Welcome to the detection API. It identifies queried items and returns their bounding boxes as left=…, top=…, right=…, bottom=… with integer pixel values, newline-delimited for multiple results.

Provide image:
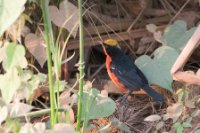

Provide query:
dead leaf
left=45, top=123, right=75, bottom=133
left=20, top=123, right=46, bottom=133
left=7, top=102, right=33, bottom=117
left=49, top=0, right=79, bottom=37
left=60, top=105, right=75, bottom=124
left=100, top=90, right=108, bottom=97
left=196, top=69, right=200, bottom=77
left=146, top=24, right=157, bottom=33
left=153, top=31, right=162, bottom=43
left=25, top=33, right=46, bottom=68
left=163, top=103, right=183, bottom=123
left=0, top=106, right=8, bottom=125
left=144, top=114, right=161, bottom=122
left=59, top=90, right=75, bottom=123
left=185, top=100, right=195, bottom=108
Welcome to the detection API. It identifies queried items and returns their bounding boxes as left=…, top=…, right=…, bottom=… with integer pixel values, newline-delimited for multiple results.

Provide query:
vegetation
left=0, top=0, right=199, bottom=133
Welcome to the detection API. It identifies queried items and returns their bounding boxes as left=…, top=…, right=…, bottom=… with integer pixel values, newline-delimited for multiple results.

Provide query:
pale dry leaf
left=146, top=24, right=157, bottom=33
left=156, top=121, right=164, bottom=130
left=45, top=123, right=75, bottom=133
left=84, top=80, right=93, bottom=89
left=21, top=26, right=31, bottom=37
left=185, top=100, right=195, bottom=108
left=7, top=102, right=33, bottom=117
left=33, top=122, right=46, bottom=133
left=104, top=80, right=122, bottom=94
left=144, top=114, right=161, bottom=122
left=163, top=103, right=183, bottom=123
left=0, top=106, right=8, bottom=125
left=196, top=69, right=200, bottom=77
left=60, top=90, right=72, bottom=106
left=154, top=31, right=162, bottom=43
left=0, top=44, right=6, bottom=62
left=49, top=0, right=79, bottom=37
left=25, top=33, right=46, bottom=68
left=60, top=105, right=75, bottom=124
left=137, top=37, right=154, bottom=54
left=100, top=89, right=108, bottom=97
left=20, top=123, right=45, bottom=133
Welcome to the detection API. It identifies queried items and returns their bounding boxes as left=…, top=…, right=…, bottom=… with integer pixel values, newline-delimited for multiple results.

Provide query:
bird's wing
left=110, top=56, right=147, bottom=91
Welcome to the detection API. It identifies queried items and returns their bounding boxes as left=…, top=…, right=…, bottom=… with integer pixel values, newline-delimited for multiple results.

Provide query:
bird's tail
left=142, top=85, right=164, bottom=104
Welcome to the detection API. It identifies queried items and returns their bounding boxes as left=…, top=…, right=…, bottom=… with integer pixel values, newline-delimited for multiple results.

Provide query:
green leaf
left=0, top=68, right=21, bottom=103
left=194, top=129, right=200, bottom=133
left=2, top=43, right=27, bottom=71
left=54, top=80, right=66, bottom=93
left=135, top=46, right=179, bottom=91
left=0, top=0, right=27, bottom=36
left=173, top=122, right=183, bottom=133
left=182, top=117, right=192, bottom=128
left=162, top=20, right=196, bottom=52
left=81, top=89, right=116, bottom=120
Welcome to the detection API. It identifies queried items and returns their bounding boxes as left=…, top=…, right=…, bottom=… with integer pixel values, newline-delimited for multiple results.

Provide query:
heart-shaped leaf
left=7, top=102, right=33, bottom=117
left=25, top=33, right=46, bottom=68
left=0, top=68, right=21, bottom=104
left=161, top=20, right=196, bottom=52
left=2, top=43, right=27, bottom=71
left=81, top=89, right=116, bottom=120
left=0, top=0, right=27, bottom=36
left=135, top=46, right=179, bottom=91
left=49, top=0, right=79, bottom=37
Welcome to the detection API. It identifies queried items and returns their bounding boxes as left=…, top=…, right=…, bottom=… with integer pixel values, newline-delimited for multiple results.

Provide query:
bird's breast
left=106, top=55, right=127, bottom=93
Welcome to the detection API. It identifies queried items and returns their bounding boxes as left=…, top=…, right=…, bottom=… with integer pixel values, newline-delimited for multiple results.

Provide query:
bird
left=100, top=39, right=164, bottom=103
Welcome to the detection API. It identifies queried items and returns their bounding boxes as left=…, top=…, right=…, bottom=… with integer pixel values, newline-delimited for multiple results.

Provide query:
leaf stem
left=40, top=0, right=56, bottom=128
left=76, top=0, right=85, bottom=131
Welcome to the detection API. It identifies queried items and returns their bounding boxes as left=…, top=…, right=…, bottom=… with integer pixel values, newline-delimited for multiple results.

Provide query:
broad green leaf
left=135, top=46, right=179, bottom=91
left=2, top=43, right=27, bottom=71
left=173, top=122, right=183, bottom=133
left=0, top=68, right=21, bottom=103
left=162, top=20, right=196, bottom=52
left=20, top=73, right=46, bottom=100
left=182, top=117, right=192, bottom=128
left=81, top=89, right=116, bottom=120
left=54, top=80, right=66, bottom=93
left=195, top=129, right=200, bottom=133
left=0, top=0, right=27, bottom=36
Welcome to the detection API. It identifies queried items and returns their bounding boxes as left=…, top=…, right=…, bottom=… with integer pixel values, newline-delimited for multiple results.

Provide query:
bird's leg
left=116, top=90, right=132, bottom=104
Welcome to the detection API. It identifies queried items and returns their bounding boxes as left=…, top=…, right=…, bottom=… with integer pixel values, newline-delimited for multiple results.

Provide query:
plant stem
left=76, top=0, right=85, bottom=132
left=40, top=0, right=56, bottom=128
left=13, top=108, right=67, bottom=119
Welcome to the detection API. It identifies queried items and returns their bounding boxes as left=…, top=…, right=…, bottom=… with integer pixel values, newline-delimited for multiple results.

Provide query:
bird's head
left=100, top=39, right=121, bottom=56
